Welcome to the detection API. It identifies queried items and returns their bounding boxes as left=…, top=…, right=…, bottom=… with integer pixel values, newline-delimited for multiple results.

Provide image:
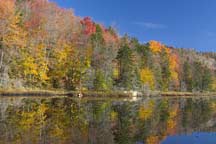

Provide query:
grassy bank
left=160, top=91, right=216, bottom=97
left=0, top=89, right=134, bottom=97
left=0, top=89, right=63, bottom=96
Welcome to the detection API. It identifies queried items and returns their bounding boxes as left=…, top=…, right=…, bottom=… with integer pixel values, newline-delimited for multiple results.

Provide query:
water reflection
left=0, top=96, right=216, bottom=144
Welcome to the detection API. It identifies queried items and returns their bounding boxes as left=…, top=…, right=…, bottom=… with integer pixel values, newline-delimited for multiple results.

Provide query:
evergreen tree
left=116, top=43, right=139, bottom=90
left=160, top=49, right=171, bottom=91
left=183, top=61, right=193, bottom=91
left=201, top=67, right=212, bottom=91
left=192, top=62, right=203, bottom=91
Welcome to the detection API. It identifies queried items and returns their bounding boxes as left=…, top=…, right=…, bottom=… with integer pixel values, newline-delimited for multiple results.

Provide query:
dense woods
left=0, top=0, right=215, bottom=92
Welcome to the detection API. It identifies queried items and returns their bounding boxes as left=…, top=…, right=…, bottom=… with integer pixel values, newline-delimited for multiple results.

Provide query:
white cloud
left=133, top=22, right=167, bottom=29
left=206, top=31, right=216, bottom=37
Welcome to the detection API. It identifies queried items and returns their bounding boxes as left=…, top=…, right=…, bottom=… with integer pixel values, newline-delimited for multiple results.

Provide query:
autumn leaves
left=0, top=0, right=214, bottom=92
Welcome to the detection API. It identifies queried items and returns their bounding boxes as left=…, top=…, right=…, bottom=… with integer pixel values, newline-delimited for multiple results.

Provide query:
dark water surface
left=0, top=96, right=216, bottom=144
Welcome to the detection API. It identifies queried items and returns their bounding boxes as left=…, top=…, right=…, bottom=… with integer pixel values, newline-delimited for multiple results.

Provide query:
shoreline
left=0, top=90, right=215, bottom=97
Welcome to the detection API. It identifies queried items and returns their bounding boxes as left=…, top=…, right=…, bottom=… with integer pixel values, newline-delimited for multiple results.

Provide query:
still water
left=0, top=96, right=216, bottom=144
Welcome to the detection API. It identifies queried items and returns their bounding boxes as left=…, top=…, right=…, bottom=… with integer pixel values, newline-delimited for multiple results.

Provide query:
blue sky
left=51, top=0, right=216, bottom=52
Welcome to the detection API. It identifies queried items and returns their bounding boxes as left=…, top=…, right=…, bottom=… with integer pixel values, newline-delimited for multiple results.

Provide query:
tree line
left=0, top=0, right=215, bottom=92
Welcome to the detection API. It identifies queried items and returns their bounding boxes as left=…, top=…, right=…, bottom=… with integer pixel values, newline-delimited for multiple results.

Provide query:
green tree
left=182, top=61, right=193, bottom=91
left=160, top=49, right=171, bottom=91
left=116, top=42, right=139, bottom=90
left=201, top=67, right=212, bottom=91
left=93, top=70, right=111, bottom=91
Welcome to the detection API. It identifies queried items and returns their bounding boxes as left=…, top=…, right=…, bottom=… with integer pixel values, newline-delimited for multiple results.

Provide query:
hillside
left=0, top=0, right=215, bottom=92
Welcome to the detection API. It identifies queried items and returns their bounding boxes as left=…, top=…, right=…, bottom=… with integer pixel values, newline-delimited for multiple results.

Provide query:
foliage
left=116, top=42, right=140, bottom=90
left=140, top=68, right=155, bottom=90
left=0, top=0, right=214, bottom=92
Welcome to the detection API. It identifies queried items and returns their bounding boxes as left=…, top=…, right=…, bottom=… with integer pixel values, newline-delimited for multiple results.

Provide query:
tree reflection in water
left=0, top=97, right=215, bottom=144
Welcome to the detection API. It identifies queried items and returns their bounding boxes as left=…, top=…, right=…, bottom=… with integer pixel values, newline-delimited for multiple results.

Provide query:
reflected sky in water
left=162, top=132, right=216, bottom=144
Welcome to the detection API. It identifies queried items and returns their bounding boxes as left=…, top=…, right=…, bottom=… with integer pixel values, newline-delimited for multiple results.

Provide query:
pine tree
left=183, top=61, right=193, bottom=91
left=116, top=43, right=139, bottom=90
left=160, top=49, right=171, bottom=91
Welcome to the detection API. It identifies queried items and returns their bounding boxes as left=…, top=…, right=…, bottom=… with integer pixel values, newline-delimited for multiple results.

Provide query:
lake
left=0, top=96, right=216, bottom=144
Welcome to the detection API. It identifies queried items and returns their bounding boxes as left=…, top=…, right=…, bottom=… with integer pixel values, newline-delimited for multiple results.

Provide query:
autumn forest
left=0, top=0, right=216, bottom=92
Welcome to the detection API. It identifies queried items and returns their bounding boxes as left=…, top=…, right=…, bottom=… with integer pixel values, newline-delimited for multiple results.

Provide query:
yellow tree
left=139, top=100, right=155, bottom=120
left=0, top=0, right=27, bottom=67
left=0, top=0, right=28, bottom=88
left=146, top=136, right=160, bottom=144
left=166, top=104, right=179, bottom=135
left=168, top=53, right=180, bottom=89
left=0, top=0, right=27, bottom=48
left=140, top=68, right=155, bottom=90
left=19, top=43, right=49, bottom=87
left=48, top=41, right=74, bottom=88
left=211, top=77, right=216, bottom=91
left=149, top=40, right=163, bottom=53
